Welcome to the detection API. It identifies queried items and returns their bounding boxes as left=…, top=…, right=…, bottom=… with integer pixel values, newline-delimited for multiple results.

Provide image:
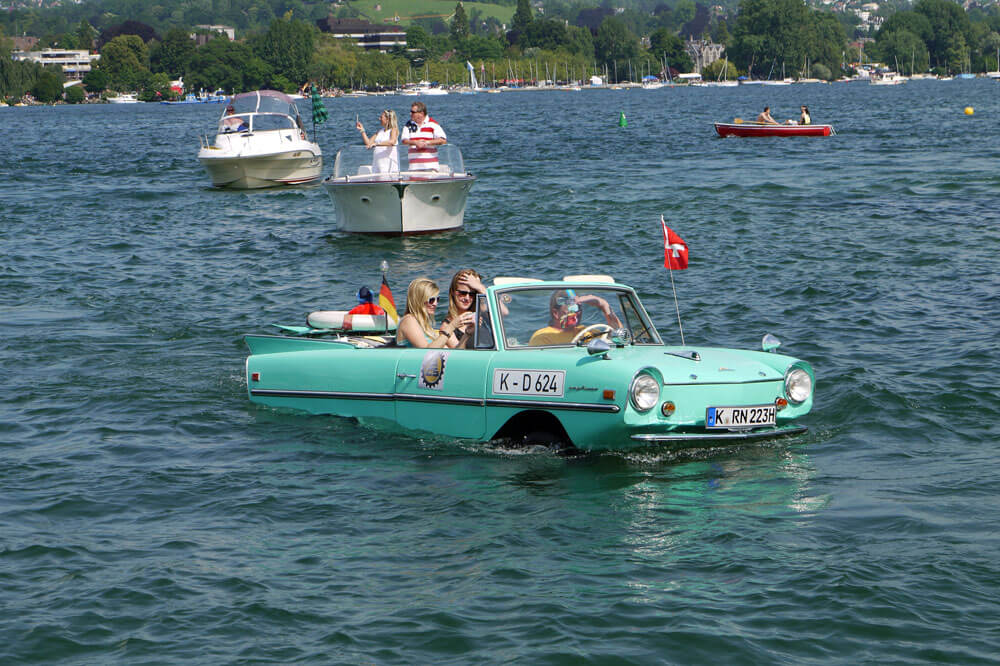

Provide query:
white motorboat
left=323, top=144, right=475, bottom=234
left=107, top=93, right=140, bottom=103
left=197, top=90, right=322, bottom=189
left=870, top=72, right=908, bottom=85
left=406, top=81, right=449, bottom=96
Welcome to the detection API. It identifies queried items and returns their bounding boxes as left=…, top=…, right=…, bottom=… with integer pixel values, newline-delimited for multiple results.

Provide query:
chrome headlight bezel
left=629, top=371, right=660, bottom=412
left=784, top=367, right=813, bottom=404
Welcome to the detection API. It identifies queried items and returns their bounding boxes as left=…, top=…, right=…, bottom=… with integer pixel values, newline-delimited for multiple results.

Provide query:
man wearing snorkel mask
left=529, top=289, right=623, bottom=346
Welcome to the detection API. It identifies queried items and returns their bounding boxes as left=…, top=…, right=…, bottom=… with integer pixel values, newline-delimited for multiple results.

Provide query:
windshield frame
left=491, top=283, right=663, bottom=350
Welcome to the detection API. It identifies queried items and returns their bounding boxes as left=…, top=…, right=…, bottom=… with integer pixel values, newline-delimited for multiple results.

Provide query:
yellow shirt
left=529, top=325, right=584, bottom=346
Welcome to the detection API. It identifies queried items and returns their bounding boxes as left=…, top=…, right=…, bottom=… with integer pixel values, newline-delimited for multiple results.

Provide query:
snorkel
left=557, top=290, right=579, bottom=329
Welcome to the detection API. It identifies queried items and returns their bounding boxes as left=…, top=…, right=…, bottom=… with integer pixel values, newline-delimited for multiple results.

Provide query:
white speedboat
left=406, top=81, right=449, bottom=96
left=197, top=90, right=322, bottom=189
left=108, top=93, right=140, bottom=103
left=323, top=144, right=475, bottom=234
left=870, top=72, right=908, bottom=85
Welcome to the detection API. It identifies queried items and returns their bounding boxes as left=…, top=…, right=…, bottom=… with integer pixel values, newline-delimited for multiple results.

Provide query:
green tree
left=65, top=84, right=85, bottom=103
left=594, top=17, right=640, bottom=80
left=100, top=34, right=150, bottom=91
left=521, top=19, right=568, bottom=51
left=649, top=28, right=694, bottom=73
left=451, top=3, right=470, bottom=41
left=564, top=26, right=594, bottom=58
left=874, top=29, right=930, bottom=74
left=150, top=27, right=196, bottom=78
left=82, top=67, right=109, bottom=92
left=702, top=58, right=739, bottom=80
left=914, top=0, right=972, bottom=69
left=253, top=15, right=316, bottom=88
left=730, top=0, right=815, bottom=78
left=76, top=20, right=96, bottom=51
left=877, top=11, right=933, bottom=45
left=809, top=11, right=847, bottom=77
left=673, top=0, right=696, bottom=32
left=512, top=0, right=533, bottom=33
left=185, top=38, right=260, bottom=93
left=31, top=68, right=64, bottom=102
left=711, top=19, right=732, bottom=46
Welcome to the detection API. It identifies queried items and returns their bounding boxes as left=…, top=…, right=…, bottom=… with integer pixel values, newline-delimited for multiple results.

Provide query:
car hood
left=601, top=344, right=797, bottom=384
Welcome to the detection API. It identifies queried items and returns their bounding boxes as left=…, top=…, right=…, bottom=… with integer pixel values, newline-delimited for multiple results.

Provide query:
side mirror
left=611, top=328, right=632, bottom=347
left=587, top=338, right=612, bottom=357
left=762, top=333, right=782, bottom=352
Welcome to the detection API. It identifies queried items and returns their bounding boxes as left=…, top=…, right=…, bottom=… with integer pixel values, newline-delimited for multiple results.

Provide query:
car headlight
left=784, top=367, right=813, bottom=404
left=629, top=372, right=660, bottom=412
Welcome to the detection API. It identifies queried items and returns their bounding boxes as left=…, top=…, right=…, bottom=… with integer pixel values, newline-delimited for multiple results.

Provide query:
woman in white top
left=356, top=110, right=399, bottom=173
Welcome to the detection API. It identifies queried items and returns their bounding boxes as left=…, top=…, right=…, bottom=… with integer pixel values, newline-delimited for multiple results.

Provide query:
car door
left=393, top=347, right=492, bottom=439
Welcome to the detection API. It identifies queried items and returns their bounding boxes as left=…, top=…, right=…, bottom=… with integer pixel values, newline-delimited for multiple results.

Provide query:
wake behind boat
left=197, top=90, right=322, bottom=189
left=715, top=121, right=833, bottom=137
left=323, top=144, right=474, bottom=234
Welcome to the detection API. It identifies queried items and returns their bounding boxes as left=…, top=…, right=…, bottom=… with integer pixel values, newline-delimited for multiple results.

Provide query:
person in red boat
left=757, top=106, right=779, bottom=125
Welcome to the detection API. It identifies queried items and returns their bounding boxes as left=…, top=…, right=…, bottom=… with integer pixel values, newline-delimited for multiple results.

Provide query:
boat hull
left=323, top=175, right=475, bottom=234
left=715, top=123, right=832, bottom=137
left=198, top=150, right=322, bottom=189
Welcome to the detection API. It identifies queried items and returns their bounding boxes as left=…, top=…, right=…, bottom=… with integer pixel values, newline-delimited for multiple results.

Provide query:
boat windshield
left=332, top=144, right=467, bottom=180
left=228, top=90, right=300, bottom=119
left=494, top=286, right=661, bottom=349
left=220, top=90, right=303, bottom=134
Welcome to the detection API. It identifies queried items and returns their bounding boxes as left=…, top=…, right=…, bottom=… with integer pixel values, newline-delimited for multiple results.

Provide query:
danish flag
left=661, top=215, right=689, bottom=270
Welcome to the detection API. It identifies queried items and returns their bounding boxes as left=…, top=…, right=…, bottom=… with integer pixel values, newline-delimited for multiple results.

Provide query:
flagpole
left=662, top=215, right=685, bottom=346
left=667, top=258, right=684, bottom=346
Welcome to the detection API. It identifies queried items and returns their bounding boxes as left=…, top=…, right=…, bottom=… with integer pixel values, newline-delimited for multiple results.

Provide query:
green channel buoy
left=618, top=111, right=627, bottom=128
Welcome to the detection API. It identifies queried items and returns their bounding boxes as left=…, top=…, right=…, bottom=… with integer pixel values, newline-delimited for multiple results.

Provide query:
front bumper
left=630, top=423, right=807, bottom=443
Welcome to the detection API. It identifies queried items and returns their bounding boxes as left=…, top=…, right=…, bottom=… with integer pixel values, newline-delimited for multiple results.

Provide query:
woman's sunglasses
left=426, top=296, right=439, bottom=305
left=454, top=290, right=474, bottom=297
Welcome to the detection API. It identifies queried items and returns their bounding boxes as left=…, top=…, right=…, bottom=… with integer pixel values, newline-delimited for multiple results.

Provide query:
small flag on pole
left=379, top=274, right=399, bottom=325
left=661, top=216, right=688, bottom=270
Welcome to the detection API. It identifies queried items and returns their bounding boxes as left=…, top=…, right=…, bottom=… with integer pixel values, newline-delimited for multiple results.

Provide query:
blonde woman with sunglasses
left=356, top=109, right=399, bottom=173
left=396, top=278, right=455, bottom=348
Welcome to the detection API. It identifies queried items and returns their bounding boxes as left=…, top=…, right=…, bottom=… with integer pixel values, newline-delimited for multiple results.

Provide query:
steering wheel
left=571, top=323, right=612, bottom=345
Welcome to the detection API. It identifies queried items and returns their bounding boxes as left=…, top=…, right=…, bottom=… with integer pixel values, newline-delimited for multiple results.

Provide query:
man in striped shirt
left=401, top=102, right=447, bottom=171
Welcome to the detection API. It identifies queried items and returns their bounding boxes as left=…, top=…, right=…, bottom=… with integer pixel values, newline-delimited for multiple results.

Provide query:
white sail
left=466, top=61, right=480, bottom=90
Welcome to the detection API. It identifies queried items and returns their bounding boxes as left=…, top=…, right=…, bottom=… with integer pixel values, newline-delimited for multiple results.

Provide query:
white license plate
left=706, top=404, right=776, bottom=429
left=492, top=369, right=565, bottom=397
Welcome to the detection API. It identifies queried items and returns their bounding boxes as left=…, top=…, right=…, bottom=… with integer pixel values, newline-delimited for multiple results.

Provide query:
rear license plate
left=706, top=404, right=776, bottom=429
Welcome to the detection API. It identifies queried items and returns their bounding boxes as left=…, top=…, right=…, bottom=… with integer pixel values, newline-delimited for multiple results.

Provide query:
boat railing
left=332, top=144, right=467, bottom=181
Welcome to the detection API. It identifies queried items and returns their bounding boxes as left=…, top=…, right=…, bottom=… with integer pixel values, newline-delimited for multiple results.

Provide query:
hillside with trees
left=3, top=0, right=1000, bottom=102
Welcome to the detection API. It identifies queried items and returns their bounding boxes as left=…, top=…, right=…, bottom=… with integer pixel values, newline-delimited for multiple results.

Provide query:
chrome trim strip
left=394, top=393, right=485, bottom=406
left=486, top=398, right=620, bottom=413
left=251, top=389, right=390, bottom=401
left=630, top=425, right=807, bottom=442
left=664, top=378, right=781, bottom=386
left=251, top=390, right=619, bottom=412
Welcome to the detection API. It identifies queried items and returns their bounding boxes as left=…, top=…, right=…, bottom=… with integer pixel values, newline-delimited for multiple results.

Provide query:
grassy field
left=348, top=0, right=516, bottom=28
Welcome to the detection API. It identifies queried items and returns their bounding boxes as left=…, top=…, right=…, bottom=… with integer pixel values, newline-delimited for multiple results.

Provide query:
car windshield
left=496, top=286, right=661, bottom=348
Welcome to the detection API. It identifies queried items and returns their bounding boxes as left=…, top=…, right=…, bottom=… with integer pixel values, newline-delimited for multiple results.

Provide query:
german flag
left=379, top=275, right=398, bottom=325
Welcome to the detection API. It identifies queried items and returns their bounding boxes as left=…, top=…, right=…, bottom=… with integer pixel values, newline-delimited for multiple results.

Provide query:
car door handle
left=396, top=373, right=416, bottom=379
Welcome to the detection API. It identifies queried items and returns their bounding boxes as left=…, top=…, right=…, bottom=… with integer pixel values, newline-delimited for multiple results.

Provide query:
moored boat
left=323, top=144, right=474, bottom=234
left=714, top=122, right=833, bottom=137
left=107, top=93, right=140, bottom=103
left=197, top=90, right=322, bottom=189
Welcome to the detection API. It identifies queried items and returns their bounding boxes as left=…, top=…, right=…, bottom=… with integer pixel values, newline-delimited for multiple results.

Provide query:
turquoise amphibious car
left=244, top=276, right=815, bottom=450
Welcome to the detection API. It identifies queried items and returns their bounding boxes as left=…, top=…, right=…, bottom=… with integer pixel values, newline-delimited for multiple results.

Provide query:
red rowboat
left=714, top=122, right=833, bottom=137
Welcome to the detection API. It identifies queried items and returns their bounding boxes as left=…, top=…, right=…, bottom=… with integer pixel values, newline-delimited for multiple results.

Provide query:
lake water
left=2, top=81, right=999, bottom=663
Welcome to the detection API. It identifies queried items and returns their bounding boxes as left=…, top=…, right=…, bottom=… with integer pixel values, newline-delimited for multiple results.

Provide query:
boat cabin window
left=496, top=286, right=661, bottom=348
